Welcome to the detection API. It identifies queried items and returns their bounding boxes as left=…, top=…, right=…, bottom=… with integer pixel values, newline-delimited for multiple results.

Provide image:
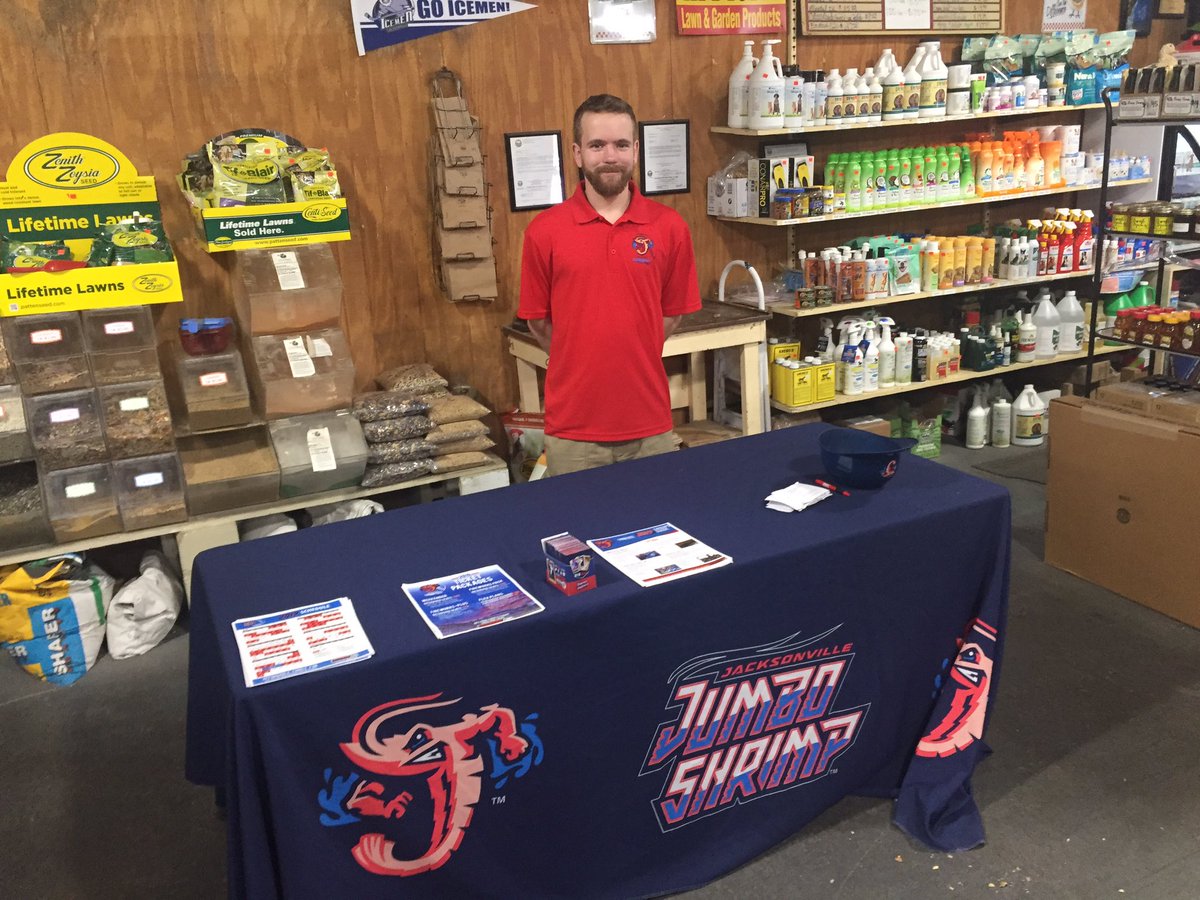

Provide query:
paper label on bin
left=30, top=329, right=63, bottom=345
left=271, top=251, right=306, bottom=290
left=119, top=396, right=150, bottom=411
left=134, top=472, right=165, bottom=488
left=65, top=482, right=96, bottom=499
left=305, top=336, right=332, bottom=358
left=284, top=337, right=316, bottom=378
left=306, top=427, right=337, bottom=472
left=103, top=320, right=135, bottom=335
left=49, top=407, right=80, bottom=423
left=199, top=371, right=228, bottom=387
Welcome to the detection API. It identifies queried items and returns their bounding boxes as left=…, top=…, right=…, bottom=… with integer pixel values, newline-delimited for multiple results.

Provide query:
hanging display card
left=350, top=0, right=538, bottom=55
left=801, top=0, right=1001, bottom=34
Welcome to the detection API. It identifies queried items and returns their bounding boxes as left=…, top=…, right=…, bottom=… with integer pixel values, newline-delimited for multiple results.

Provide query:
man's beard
left=583, top=164, right=632, bottom=199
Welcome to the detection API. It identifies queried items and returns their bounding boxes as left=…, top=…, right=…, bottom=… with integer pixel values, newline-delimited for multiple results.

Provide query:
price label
left=306, top=426, right=337, bottom=472
left=119, top=396, right=151, bottom=412
left=285, top=337, right=316, bottom=378
left=134, top=472, right=165, bottom=488
left=104, top=320, right=135, bottom=335
left=30, top=328, right=63, bottom=345
left=65, top=482, right=96, bottom=499
left=199, top=372, right=228, bottom=387
left=271, top=251, right=307, bottom=290
left=49, top=407, right=80, bottom=423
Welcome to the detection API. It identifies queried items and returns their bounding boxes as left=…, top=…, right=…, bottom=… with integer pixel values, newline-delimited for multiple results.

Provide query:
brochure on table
left=231, top=597, right=374, bottom=688
left=587, top=522, right=732, bottom=587
left=0, top=132, right=185, bottom=315
left=402, top=565, right=545, bottom=639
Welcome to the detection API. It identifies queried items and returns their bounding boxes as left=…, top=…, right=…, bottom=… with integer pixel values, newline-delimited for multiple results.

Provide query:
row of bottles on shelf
left=1110, top=306, right=1200, bottom=353
left=965, top=384, right=1048, bottom=450
left=772, top=288, right=1087, bottom=404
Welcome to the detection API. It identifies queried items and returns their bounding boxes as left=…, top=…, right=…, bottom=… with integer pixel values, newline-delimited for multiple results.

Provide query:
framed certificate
left=638, top=119, right=690, bottom=196
left=504, top=131, right=566, bottom=211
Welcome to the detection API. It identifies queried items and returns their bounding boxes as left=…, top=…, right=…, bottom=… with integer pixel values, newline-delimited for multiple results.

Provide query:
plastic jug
left=919, top=42, right=948, bottom=117
left=1033, top=292, right=1062, bottom=358
left=903, top=47, right=925, bottom=119
left=1129, top=279, right=1156, bottom=306
left=748, top=40, right=785, bottom=130
left=826, top=68, right=845, bottom=125
left=1057, top=289, right=1085, bottom=352
left=784, top=66, right=805, bottom=128
left=727, top=41, right=758, bottom=128
left=875, top=48, right=898, bottom=77
left=1012, top=384, right=1046, bottom=446
left=883, top=63, right=907, bottom=120
left=966, top=392, right=988, bottom=449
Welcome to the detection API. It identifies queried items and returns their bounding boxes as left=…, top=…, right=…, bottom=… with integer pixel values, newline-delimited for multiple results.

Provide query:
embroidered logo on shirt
left=631, top=235, right=654, bottom=265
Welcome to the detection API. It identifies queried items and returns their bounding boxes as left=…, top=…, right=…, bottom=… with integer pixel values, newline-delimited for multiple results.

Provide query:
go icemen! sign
left=350, top=0, right=537, bottom=55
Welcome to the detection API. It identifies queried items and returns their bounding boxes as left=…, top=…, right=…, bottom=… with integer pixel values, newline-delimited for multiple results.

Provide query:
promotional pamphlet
left=587, top=522, right=732, bottom=587
left=231, top=597, right=374, bottom=688
left=402, top=564, right=544, bottom=639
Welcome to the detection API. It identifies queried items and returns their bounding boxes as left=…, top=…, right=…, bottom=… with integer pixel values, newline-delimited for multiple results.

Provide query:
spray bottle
left=748, top=40, right=785, bottom=130
left=727, top=41, right=758, bottom=128
left=817, top=317, right=836, bottom=362
left=895, top=331, right=914, bottom=384
left=966, top=389, right=988, bottom=449
left=863, top=321, right=880, bottom=392
left=878, top=317, right=897, bottom=387
left=841, top=323, right=865, bottom=395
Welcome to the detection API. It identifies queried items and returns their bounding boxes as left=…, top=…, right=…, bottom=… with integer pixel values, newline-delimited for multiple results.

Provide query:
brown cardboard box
left=1093, top=381, right=1168, bottom=416
left=1045, top=396, right=1200, bottom=629
left=1150, top=391, right=1200, bottom=428
left=837, top=415, right=892, bottom=436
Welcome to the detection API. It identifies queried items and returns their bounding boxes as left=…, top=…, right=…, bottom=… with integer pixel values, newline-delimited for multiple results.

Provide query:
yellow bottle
left=966, top=238, right=984, bottom=284
left=938, top=245, right=955, bottom=290
left=953, top=237, right=968, bottom=286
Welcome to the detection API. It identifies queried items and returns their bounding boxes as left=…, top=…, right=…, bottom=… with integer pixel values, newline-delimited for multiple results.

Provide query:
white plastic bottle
left=991, top=398, right=1012, bottom=447
left=844, top=68, right=862, bottom=122
left=878, top=317, right=897, bottom=387
left=966, top=392, right=988, bottom=449
left=864, top=323, right=880, bottom=392
left=784, top=66, right=805, bottom=129
left=895, top=331, right=913, bottom=383
left=902, top=47, right=925, bottom=119
left=919, top=42, right=949, bottom=117
left=842, top=325, right=865, bottom=395
left=1056, top=289, right=1085, bottom=352
left=867, top=74, right=884, bottom=122
left=1016, top=311, right=1037, bottom=362
left=875, top=48, right=898, bottom=78
left=748, top=39, right=785, bottom=130
left=1012, top=384, right=1047, bottom=446
left=826, top=68, right=844, bottom=125
left=727, top=41, right=758, bottom=128
left=1034, top=292, right=1061, bottom=358
left=813, top=71, right=828, bottom=126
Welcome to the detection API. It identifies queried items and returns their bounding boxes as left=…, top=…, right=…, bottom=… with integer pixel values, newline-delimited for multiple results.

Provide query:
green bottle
left=911, top=149, right=925, bottom=204
left=861, top=151, right=876, bottom=209
left=824, top=152, right=841, bottom=189
left=961, top=149, right=976, bottom=199
left=846, top=153, right=863, bottom=212
left=899, top=149, right=913, bottom=206
left=935, top=147, right=950, bottom=202
left=947, top=148, right=962, bottom=201
left=833, top=154, right=848, bottom=195
left=1129, top=279, right=1156, bottom=307
left=924, top=146, right=938, bottom=201
left=886, top=148, right=901, bottom=208
left=873, top=152, right=888, bottom=206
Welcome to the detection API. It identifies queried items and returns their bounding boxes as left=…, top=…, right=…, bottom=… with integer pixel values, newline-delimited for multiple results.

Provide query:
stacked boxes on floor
left=1, top=307, right=186, bottom=545
left=232, top=244, right=367, bottom=498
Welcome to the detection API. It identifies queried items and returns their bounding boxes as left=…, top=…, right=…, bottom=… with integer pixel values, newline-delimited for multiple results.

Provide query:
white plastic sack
left=105, top=551, right=183, bottom=661
left=239, top=514, right=298, bottom=542
left=307, top=499, right=384, bottom=526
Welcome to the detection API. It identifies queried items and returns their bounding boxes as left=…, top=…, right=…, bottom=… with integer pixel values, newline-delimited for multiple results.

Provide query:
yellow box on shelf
left=0, top=132, right=184, bottom=315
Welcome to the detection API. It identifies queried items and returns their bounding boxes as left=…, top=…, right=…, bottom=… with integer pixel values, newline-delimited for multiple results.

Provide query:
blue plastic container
left=818, top=428, right=916, bottom=489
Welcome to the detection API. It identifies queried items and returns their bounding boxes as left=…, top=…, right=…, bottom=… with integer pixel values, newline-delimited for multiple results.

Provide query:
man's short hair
left=573, top=94, right=637, bottom=144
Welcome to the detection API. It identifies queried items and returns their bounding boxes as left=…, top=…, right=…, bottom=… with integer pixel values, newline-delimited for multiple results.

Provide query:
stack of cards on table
left=764, top=482, right=831, bottom=513
left=541, top=532, right=596, bottom=595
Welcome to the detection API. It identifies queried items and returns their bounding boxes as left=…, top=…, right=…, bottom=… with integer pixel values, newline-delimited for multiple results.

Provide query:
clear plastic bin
left=0, top=384, right=34, bottom=463
left=81, top=307, right=157, bottom=353
left=233, top=244, right=342, bottom=335
left=88, top=347, right=162, bottom=386
left=268, top=409, right=367, bottom=497
left=0, top=461, right=52, bottom=550
left=113, top=453, right=187, bottom=531
left=3, top=312, right=91, bottom=395
left=175, top=350, right=254, bottom=432
left=27, top=389, right=107, bottom=471
left=249, top=328, right=356, bottom=418
left=43, top=463, right=120, bottom=543
left=0, top=325, right=14, bottom=385
left=99, top=379, right=175, bottom=459
left=178, top=427, right=279, bottom=515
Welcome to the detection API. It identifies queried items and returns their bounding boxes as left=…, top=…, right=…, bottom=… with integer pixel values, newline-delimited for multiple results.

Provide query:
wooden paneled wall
left=0, top=1, right=1181, bottom=412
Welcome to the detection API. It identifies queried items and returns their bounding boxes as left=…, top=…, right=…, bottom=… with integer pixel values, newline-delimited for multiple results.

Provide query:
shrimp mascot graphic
left=318, top=693, right=543, bottom=876
left=915, top=618, right=996, bottom=757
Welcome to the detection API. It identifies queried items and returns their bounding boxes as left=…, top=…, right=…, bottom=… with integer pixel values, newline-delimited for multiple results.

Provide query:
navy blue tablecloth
left=186, top=424, right=1010, bottom=899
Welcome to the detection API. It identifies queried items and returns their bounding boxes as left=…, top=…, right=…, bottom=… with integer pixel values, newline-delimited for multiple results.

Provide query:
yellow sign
left=0, top=262, right=183, bottom=316
left=189, top=196, right=351, bottom=252
left=2, top=132, right=157, bottom=207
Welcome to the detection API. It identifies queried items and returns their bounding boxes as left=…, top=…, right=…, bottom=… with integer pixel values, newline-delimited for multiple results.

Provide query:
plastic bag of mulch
left=105, top=551, right=183, bottom=661
left=0, top=554, right=115, bottom=685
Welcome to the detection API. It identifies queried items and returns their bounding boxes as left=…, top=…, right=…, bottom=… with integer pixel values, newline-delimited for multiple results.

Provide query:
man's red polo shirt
left=518, top=183, right=701, bottom=441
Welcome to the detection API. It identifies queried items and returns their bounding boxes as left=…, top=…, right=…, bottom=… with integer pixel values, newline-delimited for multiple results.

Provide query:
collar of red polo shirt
left=568, top=181, right=651, bottom=225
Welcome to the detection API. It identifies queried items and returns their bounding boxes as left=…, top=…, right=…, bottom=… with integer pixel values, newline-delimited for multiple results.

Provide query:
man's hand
left=527, top=318, right=553, bottom=355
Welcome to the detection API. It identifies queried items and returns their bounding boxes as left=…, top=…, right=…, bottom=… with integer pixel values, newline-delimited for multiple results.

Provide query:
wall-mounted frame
left=1155, top=0, right=1186, bottom=17
left=799, top=0, right=1001, bottom=34
left=504, top=131, right=565, bottom=211
left=638, top=119, right=690, bottom=196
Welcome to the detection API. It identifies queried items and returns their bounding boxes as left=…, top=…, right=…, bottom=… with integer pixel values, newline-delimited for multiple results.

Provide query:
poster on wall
left=676, top=0, right=786, bottom=35
left=350, top=0, right=537, bottom=55
left=590, top=0, right=656, bottom=43
left=1043, top=0, right=1087, bottom=32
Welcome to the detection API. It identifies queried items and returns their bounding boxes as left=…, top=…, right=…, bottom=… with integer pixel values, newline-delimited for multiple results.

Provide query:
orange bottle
left=977, top=144, right=994, bottom=195
left=1041, top=141, right=1063, bottom=187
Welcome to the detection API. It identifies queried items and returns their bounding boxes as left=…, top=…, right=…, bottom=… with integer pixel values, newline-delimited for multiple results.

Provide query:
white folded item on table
left=764, top=482, right=831, bottom=513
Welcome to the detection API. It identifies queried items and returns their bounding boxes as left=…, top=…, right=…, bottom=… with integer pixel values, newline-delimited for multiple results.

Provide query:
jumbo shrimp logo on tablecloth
left=317, top=693, right=543, bottom=876
left=640, top=628, right=868, bottom=831
left=916, top=617, right=996, bottom=758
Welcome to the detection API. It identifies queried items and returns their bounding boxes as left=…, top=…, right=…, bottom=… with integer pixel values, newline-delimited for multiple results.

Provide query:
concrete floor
left=1, top=442, right=1198, bottom=900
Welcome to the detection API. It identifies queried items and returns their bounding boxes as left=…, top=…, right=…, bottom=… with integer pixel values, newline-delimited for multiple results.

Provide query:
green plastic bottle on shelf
left=846, top=153, right=863, bottom=212
left=884, top=148, right=900, bottom=208
left=923, top=146, right=938, bottom=203
left=935, top=147, right=951, bottom=202
left=833, top=154, right=848, bottom=195
left=824, top=152, right=841, bottom=189
left=873, top=152, right=888, bottom=206
left=1129, top=279, right=1156, bottom=307
left=861, top=150, right=876, bottom=209
left=911, top=149, right=925, bottom=204
left=961, top=147, right=976, bottom=199
left=948, top=147, right=962, bottom=200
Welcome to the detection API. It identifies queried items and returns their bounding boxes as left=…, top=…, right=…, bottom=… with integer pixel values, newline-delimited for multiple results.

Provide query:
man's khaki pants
left=544, top=431, right=678, bottom=477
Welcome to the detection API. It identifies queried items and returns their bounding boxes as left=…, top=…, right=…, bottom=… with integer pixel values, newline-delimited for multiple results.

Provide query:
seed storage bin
left=268, top=409, right=367, bottom=497
left=43, top=463, right=120, bottom=542
left=233, top=244, right=342, bottom=335
left=81, top=306, right=162, bottom=385
left=4, top=312, right=91, bottom=395
left=99, top=380, right=175, bottom=459
left=113, top=453, right=187, bottom=530
left=27, top=389, right=107, bottom=471
left=178, top=427, right=279, bottom=515
left=0, top=384, right=34, bottom=463
left=0, top=325, right=14, bottom=385
left=0, top=461, right=52, bottom=550
left=249, top=328, right=356, bottom=418
left=175, top=350, right=253, bottom=431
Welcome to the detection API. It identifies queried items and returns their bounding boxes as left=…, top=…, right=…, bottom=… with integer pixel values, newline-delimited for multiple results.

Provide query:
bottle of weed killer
left=748, top=40, right=785, bottom=130
left=727, top=41, right=758, bottom=128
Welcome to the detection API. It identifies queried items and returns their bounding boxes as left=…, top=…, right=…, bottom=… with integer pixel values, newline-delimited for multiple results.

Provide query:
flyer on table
left=402, top=565, right=544, bottom=639
left=231, top=597, right=374, bottom=688
left=587, top=522, right=732, bottom=587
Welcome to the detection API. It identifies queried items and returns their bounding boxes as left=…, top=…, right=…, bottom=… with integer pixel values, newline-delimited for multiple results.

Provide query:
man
left=518, top=94, right=701, bottom=477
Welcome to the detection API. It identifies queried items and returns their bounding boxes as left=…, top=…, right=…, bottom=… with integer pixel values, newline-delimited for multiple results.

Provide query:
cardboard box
left=892, top=397, right=943, bottom=459
left=1045, top=396, right=1200, bottom=629
left=838, top=415, right=892, bottom=436
left=1151, top=391, right=1200, bottom=428
left=706, top=176, right=750, bottom=217
left=541, top=533, right=596, bottom=596
left=1094, top=381, right=1169, bottom=416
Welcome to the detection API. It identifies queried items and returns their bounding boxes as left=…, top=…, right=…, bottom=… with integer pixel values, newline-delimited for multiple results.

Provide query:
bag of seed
left=0, top=554, right=115, bottom=686
left=424, top=419, right=488, bottom=444
left=351, top=391, right=432, bottom=423
left=426, top=395, right=489, bottom=425
left=367, top=438, right=438, bottom=464
left=429, top=451, right=490, bottom=473
left=361, top=414, right=433, bottom=442
left=361, top=459, right=434, bottom=488
left=376, top=363, right=449, bottom=395
left=433, top=435, right=494, bottom=455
